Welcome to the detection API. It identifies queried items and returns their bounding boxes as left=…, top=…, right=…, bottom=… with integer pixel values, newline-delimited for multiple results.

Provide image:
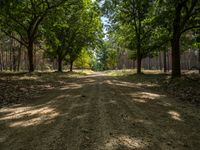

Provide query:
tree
left=74, top=48, right=92, bottom=69
left=67, top=0, right=103, bottom=71
left=158, top=0, right=200, bottom=77
left=103, top=0, right=169, bottom=74
left=44, top=0, right=102, bottom=72
left=0, top=0, right=68, bottom=72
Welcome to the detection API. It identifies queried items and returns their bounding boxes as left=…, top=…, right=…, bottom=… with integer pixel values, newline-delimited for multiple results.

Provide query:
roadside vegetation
left=106, top=70, right=200, bottom=106
left=0, top=0, right=200, bottom=149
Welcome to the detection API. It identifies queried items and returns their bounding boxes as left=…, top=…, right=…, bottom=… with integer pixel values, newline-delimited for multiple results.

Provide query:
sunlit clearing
left=105, top=135, right=149, bottom=149
left=0, top=106, right=59, bottom=127
left=168, top=110, right=183, bottom=121
left=130, top=92, right=163, bottom=103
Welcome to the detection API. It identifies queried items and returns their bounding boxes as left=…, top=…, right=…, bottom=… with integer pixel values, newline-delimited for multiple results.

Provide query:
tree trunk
left=171, top=37, right=181, bottom=77
left=28, top=41, right=34, bottom=72
left=137, top=56, right=142, bottom=74
left=198, top=46, right=200, bottom=74
left=34, top=50, right=37, bottom=71
left=171, top=4, right=182, bottom=78
left=13, top=48, right=16, bottom=72
left=0, top=49, right=2, bottom=71
left=24, top=50, right=27, bottom=71
left=148, top=57, right=151, bottom=70
left=159, top=52, right=162, bottom=71
left=17, top=46, right=22, bottom=72
left=57, top=58, right=62, bottom=72
left=5, top=50, right=8, bottom=71
left=136, top=41, right=142, bottom=74
left=10, top=48, right=12, bottom=71
left=163, top=51, right=167, bottom=73
left=70, top=61, right=73, bottom=72
left=132, top=60, right=135, bottom=69
left=1, top=50, right=3, bottom=71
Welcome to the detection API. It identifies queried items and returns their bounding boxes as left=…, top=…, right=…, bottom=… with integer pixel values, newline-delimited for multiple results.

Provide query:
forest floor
left=0, top=70, right=200, bottom=150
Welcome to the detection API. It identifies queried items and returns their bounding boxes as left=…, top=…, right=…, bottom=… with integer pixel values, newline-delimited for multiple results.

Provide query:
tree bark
left=171, top=4, right=182, bottom=78
left=171, top=37, right=181, bottom=77
left=198, top=46, right=200, bottom=74
left=163, top=51, right=167, bottom=73
left=148, top=57, right=151, bottom=70
left=70, top=61, right=73, bottom=72
left=5, top=50, right=8, bottom=71
left=28, top=41, right=34, bottom=72
left=9, top=47, right=12, bottom=71
left=57, top=58, right=63, bottom=72
left=159, top=52, right=162, bottom=71
left=1, top=50, right=4, bottom=71
left=136, top=40, right=142, bottom=74
left=0, top=49, right=2, bottom=71
left=13, top=48, right=16, bottom=72
left=137, top=56, right=142, bottom=74
left=17, top=45, right=22, bottom=72
left=132, top=60, right=135, bottom=69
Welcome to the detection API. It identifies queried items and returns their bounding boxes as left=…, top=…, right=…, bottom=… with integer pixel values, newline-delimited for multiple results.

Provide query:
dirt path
left=0, top=73, right=200, bottom=150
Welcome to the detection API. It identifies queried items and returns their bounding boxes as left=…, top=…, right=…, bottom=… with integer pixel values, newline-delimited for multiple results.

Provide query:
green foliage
left=43, top=0, right=103, bottom=71
left=92, top=41, right=117, bottom=71
left=74, top=48, right=92, bottom=69
left=104, top=0, right=169, bottom=62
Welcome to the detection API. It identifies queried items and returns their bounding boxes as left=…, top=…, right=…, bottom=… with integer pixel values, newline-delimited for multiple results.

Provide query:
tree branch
left=1, top=30, right=27, bottom=47
left=181, top=25, right=200, bottom=34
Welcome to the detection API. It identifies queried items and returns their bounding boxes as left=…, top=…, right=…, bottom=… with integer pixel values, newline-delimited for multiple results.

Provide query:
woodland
left=0, top=0, right=200, bottom=150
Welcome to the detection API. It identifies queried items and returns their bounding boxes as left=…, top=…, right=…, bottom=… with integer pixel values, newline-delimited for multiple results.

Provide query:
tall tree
left=158, top=0, right=200, bottom=77
left=103, top=0, right=169, bottom=74
left=0, top=0, right=69, bottom=72
left=44, top=0, right=102, bottom=72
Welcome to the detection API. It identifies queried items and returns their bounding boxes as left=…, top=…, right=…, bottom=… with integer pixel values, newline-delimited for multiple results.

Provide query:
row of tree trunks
left=135, top=50, right=199, bottom=73
left=0, top=46, right=23, bottom=72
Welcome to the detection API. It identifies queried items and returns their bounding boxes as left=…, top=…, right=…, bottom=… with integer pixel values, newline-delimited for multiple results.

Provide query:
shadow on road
left=0, top=73, right=200, bottom=149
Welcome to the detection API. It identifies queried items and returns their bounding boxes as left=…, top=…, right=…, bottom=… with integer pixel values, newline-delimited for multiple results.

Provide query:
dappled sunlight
left=18, top=76, right=39, bottom=80
left=60, top=83, right=83, bottom=90
left=71, top=113, right=88, bottom=121
left=101, top=99, right=117, bottom=106
left=54, top=94, right=82, bottom=101
left=105, top=79, right=159, bottom=89
left=71, top=103, right=90, bottom=109
left=82, top=78, right=96, bottom=83
left=156, top=101, right=172, bottom=107
left=105, top=79, right=141, bottom=89
left=133, top=119, right=153, bottom=125
left=168, top=110, right=183, bottom=121
left=129, top=92, right=164, bottom=103
left=105, top=135, right=149, bottom=149
left=136, top=82, right=159, bottom=87
left=0, top=105, right=59, bottom=127
left=0, top=136, right=6, bottom=143
left=37, top=84, right=55, bottom=90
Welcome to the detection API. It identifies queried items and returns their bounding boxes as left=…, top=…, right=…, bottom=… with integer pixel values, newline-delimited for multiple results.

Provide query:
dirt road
left=0, top=73, right=200, bottom=150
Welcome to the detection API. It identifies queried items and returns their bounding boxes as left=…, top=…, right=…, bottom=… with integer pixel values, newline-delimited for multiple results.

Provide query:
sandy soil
left=0, top=72, right=200, bottom=150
